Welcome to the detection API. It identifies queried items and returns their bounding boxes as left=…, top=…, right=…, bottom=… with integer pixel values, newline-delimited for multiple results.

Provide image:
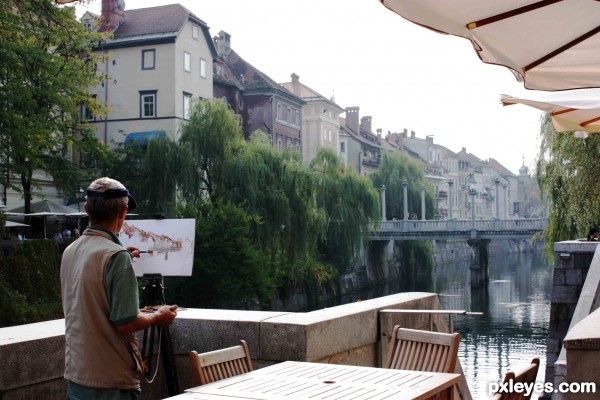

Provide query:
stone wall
left=541, top=241, right=598, bottom=400
left=0, top=292, right=444, bottom=400
left=279, top=238, right=542, bottom=311
left=564, top=307, right=600, bottom=400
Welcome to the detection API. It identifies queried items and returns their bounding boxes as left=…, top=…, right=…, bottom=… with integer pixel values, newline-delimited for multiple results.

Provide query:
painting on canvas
left=120, top=218, right=195, bottom=277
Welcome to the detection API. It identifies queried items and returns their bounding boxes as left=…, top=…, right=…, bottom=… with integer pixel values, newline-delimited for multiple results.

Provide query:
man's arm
left=116, top=304, right=178, bottom=334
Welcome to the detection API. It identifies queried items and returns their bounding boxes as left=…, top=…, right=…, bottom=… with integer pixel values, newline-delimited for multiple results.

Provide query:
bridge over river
left=368, top=218, right=548, bottom=287
left=369, top=218, right=547, bottom=241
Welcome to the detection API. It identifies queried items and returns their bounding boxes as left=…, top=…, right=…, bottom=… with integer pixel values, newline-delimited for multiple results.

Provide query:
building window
left=84, top=18, right=93, bottom=32
left=296, top=139, right=301, bottom=153
left=276, top=134, right=283, bottom=150
left=340, top=142, right=346, bottom=153
left=287, top=107, right=291, bottom=123
left=81, top=94, right=97, bottom=121
left=142, top=49, right=155, bottom=70
left=286, top=138, right=292, bottom=148
left=277, top=103, right=282, bottom=120
left=183, top=92, right=192, bottom=120
left=200, top=58, right=207, bottom=78
left=296, top=110, right=300, bottom=126
left=192, top=24, right=198, bottom=40
left=140, top=90, right=157, bottom=118
left=184, top=51, right=191, bottom=72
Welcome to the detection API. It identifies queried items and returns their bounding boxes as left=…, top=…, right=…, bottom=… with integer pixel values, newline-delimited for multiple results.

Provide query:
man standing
left=61, top=177, right=177, bottom=400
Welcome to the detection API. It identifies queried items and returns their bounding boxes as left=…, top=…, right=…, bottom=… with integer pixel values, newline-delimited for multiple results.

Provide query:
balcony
left=0, top=293, right=464, bottom=399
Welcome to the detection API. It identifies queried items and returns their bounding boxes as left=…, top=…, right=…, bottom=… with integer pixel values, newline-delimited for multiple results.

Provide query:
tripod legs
left=140, top=275, right=180, bottom=396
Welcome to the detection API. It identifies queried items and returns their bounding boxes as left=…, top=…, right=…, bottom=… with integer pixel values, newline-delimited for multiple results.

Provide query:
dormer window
left=192, top=24, right=199, bottom=40
left=84, top=19, right=93, bottom=32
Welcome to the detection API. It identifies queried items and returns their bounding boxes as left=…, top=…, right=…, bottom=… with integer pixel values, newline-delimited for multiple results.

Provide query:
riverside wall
left=273, top=238, right=542, bottom=312
left=0, top=293, right=446, bottom=400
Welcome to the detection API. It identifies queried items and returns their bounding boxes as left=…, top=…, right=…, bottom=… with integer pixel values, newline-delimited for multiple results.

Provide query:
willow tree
left=178, top=99, right=245, bottom=204
left=310, top=148, right=380, bottom=270
left=223, top=132, right=328, bottom=286
left=0, top=0, right=108, bottom=212
left=107, top=137, right=181, bottom=216
left=536, top=113, right=600, bottom=252
left=369, top=152, right=435, bottom=220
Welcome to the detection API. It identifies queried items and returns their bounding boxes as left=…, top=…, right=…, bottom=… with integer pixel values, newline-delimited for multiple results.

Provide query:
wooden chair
left=385, top=326, right=461, bottom=373
left=189, top=340, right=253, bottom=385
left=493, top=358, right=540, bottom=400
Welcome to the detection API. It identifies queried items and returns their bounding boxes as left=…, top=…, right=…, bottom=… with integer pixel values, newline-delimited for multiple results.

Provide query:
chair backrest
left=189, top=340, right=253, bottom=385
left=384, top=326, right=461, bottom=373
left=493, top=358, right=540, bottom=400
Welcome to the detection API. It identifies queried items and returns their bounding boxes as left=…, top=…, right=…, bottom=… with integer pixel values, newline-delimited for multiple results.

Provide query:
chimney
left=411, top=130, right=415, bottom=138
left=345, top=107, right=360, bottom=133
left=402, top=128, right=408, bottom=138
left=361, top=116, right=372, bottom=133
left=100, top=0, right=125, bottom=32
left=290, top=73, right=301, bottom=96
left=426, top=135, right=434, bottom=144
left=215, top=30, right=232, bottom=57
left=377, top=128, right=382, bottom=145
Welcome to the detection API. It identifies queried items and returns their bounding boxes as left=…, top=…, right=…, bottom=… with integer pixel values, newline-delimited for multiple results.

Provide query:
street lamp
left=468, top=186, right=477, bottom=227
left=76, top=187, right=84, bottom=212
left=420, top=185, right=425, bottom=220
left=402, top=179, right=408, bottom=220
left=493, top=177, right=500, bottom=219
left=447, top=180, right=453, bottom=220
left=380, top=185, right=386, bottom=221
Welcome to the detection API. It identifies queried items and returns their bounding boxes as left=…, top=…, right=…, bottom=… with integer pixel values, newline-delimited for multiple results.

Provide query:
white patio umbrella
left=379, top=0, right=600, bottom=91
left=27, top=211, right=67, bottom=239
left=501, top=89, right=600, bottom=134
left=5, top=221, right=29, bottom=228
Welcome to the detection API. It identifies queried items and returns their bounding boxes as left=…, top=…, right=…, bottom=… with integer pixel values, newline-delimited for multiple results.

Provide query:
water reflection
left=420, top=252, right=552, bottom=399
left=311, top=251, right=552, bottom=400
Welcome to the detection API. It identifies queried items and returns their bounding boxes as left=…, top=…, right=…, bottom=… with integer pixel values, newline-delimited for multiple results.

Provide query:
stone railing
left=544, top=241, right=600, bottom=400
left=563, top=307, right=600, bottom=400
left=0, top=292, right=451, bottom=400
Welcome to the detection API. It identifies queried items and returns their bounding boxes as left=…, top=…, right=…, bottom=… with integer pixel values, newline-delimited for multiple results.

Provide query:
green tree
left=536, top=113, right=600, bottom=252
left=310, top=148, right=380, bottom=269
left=0, top=0, right=109, bottom=213
left=369, top=152, right=435, bottom=220
left=223, top=132, right=327, bottom=286
left=166, top=199, right=274, bottom=309
left=112, top=100, right=381, bottom=306
left=178, top=99, right=245, bottom=204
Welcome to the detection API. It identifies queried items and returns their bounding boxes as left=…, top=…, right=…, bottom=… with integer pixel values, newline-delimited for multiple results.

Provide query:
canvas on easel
left=119, top=218, right=195, bottom=277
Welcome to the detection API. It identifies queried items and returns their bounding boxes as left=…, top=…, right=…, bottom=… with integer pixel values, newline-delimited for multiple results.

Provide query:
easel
left=140, top=273, right=179, bottom=397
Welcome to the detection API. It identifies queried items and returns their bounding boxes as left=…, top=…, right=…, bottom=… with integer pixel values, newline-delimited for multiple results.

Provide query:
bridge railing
left=376, top=218, right=548, bottom=233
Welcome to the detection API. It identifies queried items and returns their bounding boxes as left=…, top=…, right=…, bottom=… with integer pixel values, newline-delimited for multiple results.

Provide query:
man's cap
left=86, top=188, right=137, bottom=212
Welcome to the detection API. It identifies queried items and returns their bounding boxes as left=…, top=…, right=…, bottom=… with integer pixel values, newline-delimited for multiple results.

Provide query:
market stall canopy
left=6, top=199, right=79, bottom=214
left=501, top=89, right=600, bottom=133
left=124, top=130, right=166, bottom=147
left=7, top=200, right=79, bottom=238
left=5, top=221, right=29, bottom=227
left=379, top=0, right=600, bottom=91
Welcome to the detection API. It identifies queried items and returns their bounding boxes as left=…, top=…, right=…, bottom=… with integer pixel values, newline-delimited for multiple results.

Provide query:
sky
left=75, top=0, right=549, bottom=175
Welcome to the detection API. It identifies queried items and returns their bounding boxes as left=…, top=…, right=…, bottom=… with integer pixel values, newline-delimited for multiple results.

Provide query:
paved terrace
left=1, top=292, right=472, bottom=400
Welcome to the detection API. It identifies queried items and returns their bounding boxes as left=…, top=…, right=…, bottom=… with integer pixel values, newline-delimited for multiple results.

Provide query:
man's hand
left=154, top=305, right=178, bottom=327
left=116, top=304, right=178, bottom=334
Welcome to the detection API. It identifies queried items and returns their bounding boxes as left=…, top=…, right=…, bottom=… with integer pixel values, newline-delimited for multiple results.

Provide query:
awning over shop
left=124, top=130, right=166, bottom=147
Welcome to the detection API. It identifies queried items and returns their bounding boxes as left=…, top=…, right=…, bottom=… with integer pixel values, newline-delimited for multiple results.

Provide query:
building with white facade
left=83, top=0, right=217, bottom=147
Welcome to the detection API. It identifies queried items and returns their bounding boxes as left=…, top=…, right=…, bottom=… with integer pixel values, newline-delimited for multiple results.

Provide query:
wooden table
left=168, top=361, right=461, bottom=400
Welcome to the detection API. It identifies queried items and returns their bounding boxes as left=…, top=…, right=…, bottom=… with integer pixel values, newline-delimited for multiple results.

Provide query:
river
left=313, top=251, right=553, bottom=399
